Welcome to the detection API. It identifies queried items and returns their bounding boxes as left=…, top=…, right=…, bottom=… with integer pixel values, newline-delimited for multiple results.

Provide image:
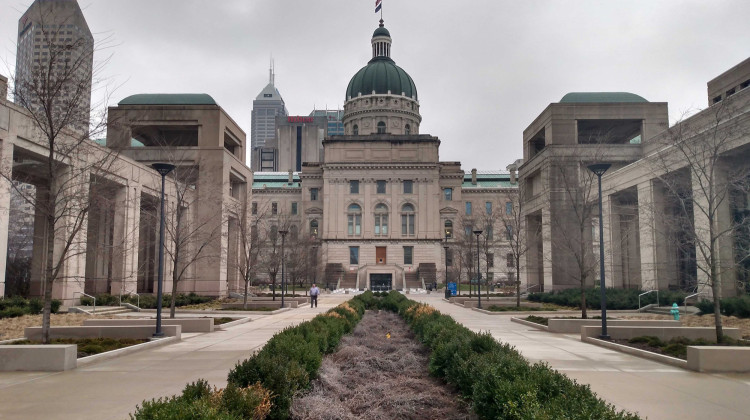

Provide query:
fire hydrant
left=670, top=303, right=680, bottom=321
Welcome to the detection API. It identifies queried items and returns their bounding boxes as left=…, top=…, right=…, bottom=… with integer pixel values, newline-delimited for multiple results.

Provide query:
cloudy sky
left=1, top=0, right=749, bottom=170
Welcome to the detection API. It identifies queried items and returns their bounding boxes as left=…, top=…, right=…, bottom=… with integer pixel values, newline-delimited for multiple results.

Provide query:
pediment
left=439, top=207, right=459, bottom=214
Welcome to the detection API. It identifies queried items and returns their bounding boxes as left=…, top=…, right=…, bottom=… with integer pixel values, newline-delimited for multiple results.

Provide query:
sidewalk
left=0, top=295, right=350, bottom=420
left=410, top=294, right=750, bottom=420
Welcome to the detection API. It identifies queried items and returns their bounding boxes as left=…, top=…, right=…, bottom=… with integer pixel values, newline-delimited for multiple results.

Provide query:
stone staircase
left=404, top=272, right=421, bottom=289
left=340, top=272, right=358, bottom=289
left=324, top=263, right=344, bottom=289
left=68, top=306, right=134, bottom=315
left=418, top=263, right=437, bottom=286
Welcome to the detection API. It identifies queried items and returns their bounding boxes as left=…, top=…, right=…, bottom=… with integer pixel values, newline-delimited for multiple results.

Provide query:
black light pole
left=151, top=163, right=175, bottom=337
left=587, top=163, right=611, bottom=340
left=443, top=233, right=450, bottom=297
left=279, top=229, right=288, bottom=308
left=312, top=244, right=318, bottom=294
left=473, top=229, right=483, bottom=309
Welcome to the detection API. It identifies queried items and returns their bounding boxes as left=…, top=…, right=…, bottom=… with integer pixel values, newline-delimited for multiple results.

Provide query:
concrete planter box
left=248, top=297, right=309, bottom=304
left=0, top=345, right=76, bottom=371
left=687, top=346, right=750, bottom=372
left=548, top=319, right=681, bottom=334
left=581, top=326, right=740, bottom=341
left=83, top=318, right=214, bottom=333
left=24, top=325, right=182, bottom=341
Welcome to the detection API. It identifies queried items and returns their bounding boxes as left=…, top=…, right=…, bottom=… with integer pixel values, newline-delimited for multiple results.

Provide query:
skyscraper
left=309, top=108, right=345, bottom=136
left=250, top=64, right=287, bottom=169
left=14, top=0, right=94, bottom=130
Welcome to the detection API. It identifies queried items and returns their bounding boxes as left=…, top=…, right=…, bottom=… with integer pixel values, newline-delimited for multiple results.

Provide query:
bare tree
left=3, top=11, right=117, bottom=342
left=648, top=98, right=750, bottom=342
left=233, top=200, right=266, bottom=309
left=499, top=179, right=538, bottom=307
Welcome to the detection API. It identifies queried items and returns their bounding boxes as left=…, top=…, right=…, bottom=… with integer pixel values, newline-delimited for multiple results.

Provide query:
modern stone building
left=520, top=57, right=750, bottom=298
left=250, top=22, right=519, bottom=291
left=14, top=0, right=93, bottom=131
left=250, top=66, right=288, bottom=171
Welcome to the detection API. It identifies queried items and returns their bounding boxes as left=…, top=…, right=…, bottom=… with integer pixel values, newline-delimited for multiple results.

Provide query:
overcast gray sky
left=2, top=0, right=749, bottom=170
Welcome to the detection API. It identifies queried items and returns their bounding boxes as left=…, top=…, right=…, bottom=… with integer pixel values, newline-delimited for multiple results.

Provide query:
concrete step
left=68, top=306, right=135, bottom=315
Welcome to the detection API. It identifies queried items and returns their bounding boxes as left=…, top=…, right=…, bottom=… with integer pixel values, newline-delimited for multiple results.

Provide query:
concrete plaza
left=1, top=293, right=749, bottom=419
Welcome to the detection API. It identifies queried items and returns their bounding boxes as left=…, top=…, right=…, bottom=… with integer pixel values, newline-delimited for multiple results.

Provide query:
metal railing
left=73, top=291, right=95, bottom=314
left=638, top=289, right=659, bottom=311
left=119, top=289, right=140, bottom=310
left=684, top=292, right=701, bottom=316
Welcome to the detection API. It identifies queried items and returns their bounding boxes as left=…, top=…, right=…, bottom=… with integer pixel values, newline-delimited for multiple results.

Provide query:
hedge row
left=227, top=298, right=366, bottom=419
left=696, top=294, right=750, bottom=318
left=130, top=297, right=367, bottom=420
left=528, top=287, right=689, bottom=310
left=130, top=379, right=272, bottom=420
left=80, top=292, right=213, bottom=309
left=378, top=291, right=640, bottom=419
left=0, top=296, right=61, bottom=318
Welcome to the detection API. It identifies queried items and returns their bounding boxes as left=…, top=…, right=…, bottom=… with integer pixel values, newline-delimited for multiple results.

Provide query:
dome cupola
left=342, top=20, right=421, bottom=136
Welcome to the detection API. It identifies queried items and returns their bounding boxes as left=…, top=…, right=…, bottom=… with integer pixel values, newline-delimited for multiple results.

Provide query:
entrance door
left=370, top=273, right=392, bottom=291
left=376, top=247, right=386, bottom=264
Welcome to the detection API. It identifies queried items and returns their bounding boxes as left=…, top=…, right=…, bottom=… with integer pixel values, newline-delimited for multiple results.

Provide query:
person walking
left=310, top=283, right=320, bottom=308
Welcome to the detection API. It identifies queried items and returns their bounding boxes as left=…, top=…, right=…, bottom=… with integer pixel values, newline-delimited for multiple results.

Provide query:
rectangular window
left=350, top=180, right=359, bottom=194
left=271, top=202, right=278, bottom=215
left=506, top=225, right=513, bottom=241
left=487, top=253, right=494, bottom=268
left=507, top=253, right=514, bottom=268
left=443, top=188, right=453, bottom=201
left=464, top=226, right=472, bottom=237
left=310, top=188, right=319, bottom=201
left=486, top=202, right=492, bottom=215
left=465, top=202, right=472, bottom=215
left=506, top=202, right=513, bottom=215
left=486, top=226, right=493, bottom=241
left=403, top=180, right=413, bottom=194
left=404, top=246, right=413, bottom=265
left=376, top=180, right=386, bottom=194
left=349, top=246, right=359, bottom=265
left=291, top=202, right=298, bottom=215
left=251, top=202, right=258, bottom=215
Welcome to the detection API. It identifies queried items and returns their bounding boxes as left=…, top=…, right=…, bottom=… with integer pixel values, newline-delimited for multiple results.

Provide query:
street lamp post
left=443, top=234, right=450, bottom=297
left=312, top=244, right=318, bottom=295
left=151, top=163, right=175, bottom=338
left=587, top=163, right=611, bottom=340
left=279, top=229, right=288, bottom=308
left=473, top=229, right=483, bottom=309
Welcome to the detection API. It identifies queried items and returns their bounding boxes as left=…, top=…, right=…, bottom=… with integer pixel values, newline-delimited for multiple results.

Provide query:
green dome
left=373, top=26, right=390, bottom=37
left=346, top=56, right=418, bottom=100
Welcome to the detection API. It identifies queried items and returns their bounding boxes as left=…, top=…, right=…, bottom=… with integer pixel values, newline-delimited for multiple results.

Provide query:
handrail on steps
left=73, top=291, right=95, bottom=314
left=119, top=289, right=140, bottom=310
left=638, top=289, right=659, bottom=311
left=684, top=292, right=701, bottom=316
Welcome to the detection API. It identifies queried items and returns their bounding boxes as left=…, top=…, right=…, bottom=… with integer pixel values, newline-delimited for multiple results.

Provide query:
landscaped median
left=130, top=292, right=640, bottom=419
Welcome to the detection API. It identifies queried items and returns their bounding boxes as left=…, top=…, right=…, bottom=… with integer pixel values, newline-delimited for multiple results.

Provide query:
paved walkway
left=0, top=295, right=350, bottom=420
left=2, top=293, right=749, bottom=419
left=411, top=294, right=750, bottom=420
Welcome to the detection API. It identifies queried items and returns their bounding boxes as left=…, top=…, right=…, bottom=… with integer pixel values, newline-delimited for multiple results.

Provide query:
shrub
left=0, top=297, right=61, bottom=318
left=696, top=295, right=750, bottom=318
left=528, top=288, right=689, bottom=311
left=392, top=294, right=640, bottom=419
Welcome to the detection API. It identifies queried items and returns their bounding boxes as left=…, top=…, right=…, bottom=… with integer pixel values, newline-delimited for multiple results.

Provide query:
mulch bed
left=610, top=339, right=686, bottom=359
left=291, top=310, right=476, bottom=420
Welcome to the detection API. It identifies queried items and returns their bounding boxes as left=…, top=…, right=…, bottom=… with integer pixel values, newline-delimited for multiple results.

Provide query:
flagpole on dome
left=375, top=0, right=383, bottom=23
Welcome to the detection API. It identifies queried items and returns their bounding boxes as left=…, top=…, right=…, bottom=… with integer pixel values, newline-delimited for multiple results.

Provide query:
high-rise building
left=14, top=0, right=93, bottom=129
left=309, top=109, right=344, bottom=136
left=250, top=65, right=287, bottom=170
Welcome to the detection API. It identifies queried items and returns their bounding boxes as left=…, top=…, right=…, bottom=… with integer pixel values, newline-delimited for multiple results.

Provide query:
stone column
left=602, top=192, right=617, bottom=288
left=541, top=207, right=554, bottom=292
left=111, top=184, right=140, bottom=296
left=0, top=139, right=12, bottom=297
left=637, top=179, right=669, bottom=291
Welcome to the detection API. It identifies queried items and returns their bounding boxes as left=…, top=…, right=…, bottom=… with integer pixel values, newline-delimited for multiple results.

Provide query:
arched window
left=405, top=124, right=411, bottom=135
left=374, top=203, right=388, bottom=235
left=353, top=124, right=359, bottom=135
left=347, top=204, right=362, bottom=235
left=444, top=220, right=453, bottom=239
left=401, top=204, right=415, bottom=236
left=377, top=121, right=386, bottom=134
left=310, top=219, right=319, bottom=238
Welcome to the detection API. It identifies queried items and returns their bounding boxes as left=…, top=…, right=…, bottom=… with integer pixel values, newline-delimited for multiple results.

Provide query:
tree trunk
left=42, top=195, right=56, bottom=345
left=169, top=273, right=177, bottom=318
left=516, top=260, right=521, bottom=308
left=581, top=287, right=588, bottom=319
left=243, top=278, right=249, bottom=310
left=710, top=238, right=724, bottom=343
left=270, top=273, right=277, bottom=301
